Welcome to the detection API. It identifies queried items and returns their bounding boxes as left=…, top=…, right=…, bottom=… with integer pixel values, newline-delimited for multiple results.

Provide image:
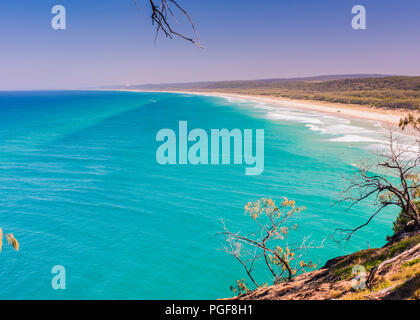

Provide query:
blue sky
left=1, top=0, right=420, bottom=90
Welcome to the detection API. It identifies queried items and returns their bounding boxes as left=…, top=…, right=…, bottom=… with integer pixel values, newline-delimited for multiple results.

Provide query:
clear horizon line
left=2, top=73, right=419, bottom=92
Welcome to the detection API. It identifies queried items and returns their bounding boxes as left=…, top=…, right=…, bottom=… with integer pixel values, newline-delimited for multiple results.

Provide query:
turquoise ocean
left=0, top=91, right=398, bottom=299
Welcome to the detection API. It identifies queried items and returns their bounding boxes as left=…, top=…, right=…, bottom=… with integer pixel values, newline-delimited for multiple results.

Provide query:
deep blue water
left=0, top=91, right=397, bottom=299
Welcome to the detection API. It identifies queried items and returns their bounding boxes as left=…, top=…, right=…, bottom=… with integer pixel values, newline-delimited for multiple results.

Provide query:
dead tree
left=335, top=128, right=420, bottom=241
left=133, top=0, right=201, bottom=47
left=222, top=198, right=324, bottom=291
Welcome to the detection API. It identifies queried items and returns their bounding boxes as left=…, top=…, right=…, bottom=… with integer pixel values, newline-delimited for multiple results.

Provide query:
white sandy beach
left=102, top=89, right=419, bottom=134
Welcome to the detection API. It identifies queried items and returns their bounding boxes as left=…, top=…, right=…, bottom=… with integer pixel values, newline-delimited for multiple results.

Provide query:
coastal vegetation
left=225, top=198, right=420, bottom=299
left=334, top=131, right=420, bottom=241
left=391, top=204, right=420, bottom=236
left=226, top=117, right=420, bottom=299
left=222, top=198, right=324, bottom=296
left=232, top=232, right=420, bottom=300
left=400, top=113, right=420, bottom=130
left=343, top=115, right=419, bottom=236
left=0, top=229, right=19, bottom=252
left=226, top=76, right=420, bottom=110
left=130, top=75, right=420, bottom=111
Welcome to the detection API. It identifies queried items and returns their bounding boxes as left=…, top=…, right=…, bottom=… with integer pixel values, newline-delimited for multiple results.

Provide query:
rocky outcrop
left=230, top=232, right=420, bottom=300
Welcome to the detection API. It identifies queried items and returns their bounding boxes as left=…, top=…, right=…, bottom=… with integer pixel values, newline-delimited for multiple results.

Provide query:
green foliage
left=387, top=234, right=420, bottom=257
left=364, top=258, right=384, bottom=272
left=333, top=248, right=378, bottom=280
left=392, top=211, right=415, bottom=235
left=402, top=258, right=420, bottom=268
left=229, top=279, right=250, bottom=296
left=333, top=233, right=420, bottom=280
left=390, top=202, right=420, bottom=236
left=174, top=76, right=420, bottom=110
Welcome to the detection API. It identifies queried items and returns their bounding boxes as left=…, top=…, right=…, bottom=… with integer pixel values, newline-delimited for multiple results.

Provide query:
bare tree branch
left=134, top=0, right=202, bottom=47
left=221, top=198, right=324, bottom=290
left=334, top=127, right=420, bottom=242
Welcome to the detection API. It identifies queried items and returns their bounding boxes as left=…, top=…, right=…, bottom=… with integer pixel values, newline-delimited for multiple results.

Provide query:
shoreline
left=100, top=89, right=419, bottom=132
